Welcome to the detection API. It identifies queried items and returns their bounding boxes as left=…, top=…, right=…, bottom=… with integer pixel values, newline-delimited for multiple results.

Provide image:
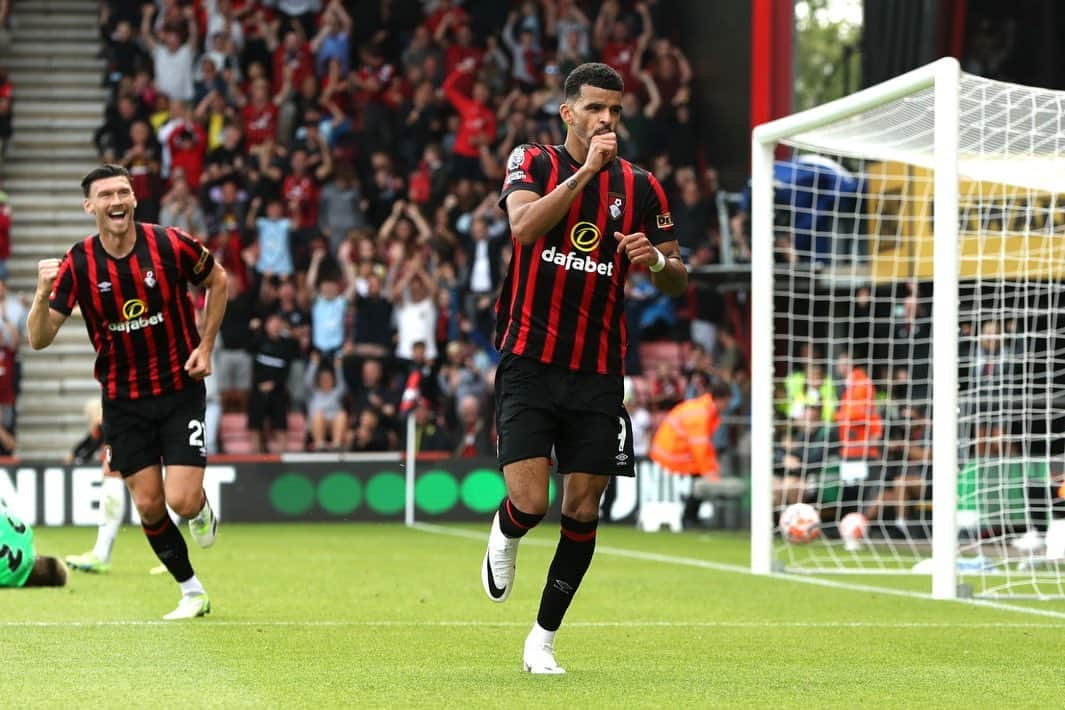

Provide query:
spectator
left=119, top=120, right=164, bottom=222
left=310, top=0, right=351, bottom=77
left=304, top=351, right=348, bottom=451
left=140, top=4, right=198, bottom=103
left=437, top=340, right=487, bottom=420
left=319, top=166, right=368, bottom=254
left=283, top=145, right=332, bottom=229
left=306, top=246, right=356, bottom=359
left=405, top=397, right=452, bottom=454
left=548, top=0, right=592, bottom=65
left=452, top=394, right=492, bottom=458
left=159, top=174, right=208, bottom=238
left=95, top=94, right=143, bottom=162
left=342, top=270, right=390, bottom=359
left=245, top=196, right=294, bottom=278
left=502, top=7, right=544, bottom=89
left=270, top=0, right=322, bottom=41
left=350, top=407, right=391, bottom=453
left=248, top=312, right=300, bottom=453
left=349, top=358, right=397, bottom=427
left=389, top=250, right=438, bottom=363
left=237, top=77, right=286, bottom=149
left=442, top=59, right=496, bottom=180
left=593, top=0, right=653, bottom=93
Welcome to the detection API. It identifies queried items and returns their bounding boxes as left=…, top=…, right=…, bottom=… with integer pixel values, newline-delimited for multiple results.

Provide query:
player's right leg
left=67, top=457, right=125, bottom=573
left=483, top=457, right=551, bottom=602
left=483, top=354, right=554, bottom=603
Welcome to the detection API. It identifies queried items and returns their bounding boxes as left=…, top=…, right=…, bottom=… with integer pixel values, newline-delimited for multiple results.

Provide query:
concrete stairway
left=6, top=0, right=107, bottom=460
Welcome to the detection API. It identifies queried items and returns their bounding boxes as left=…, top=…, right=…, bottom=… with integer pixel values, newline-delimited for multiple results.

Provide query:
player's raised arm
left=504, top=132, right=616, bottom=246
left=27, top=257, right=69, bottom=350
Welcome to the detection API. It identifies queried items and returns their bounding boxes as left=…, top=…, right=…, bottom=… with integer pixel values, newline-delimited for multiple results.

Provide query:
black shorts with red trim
left=102, top=381, right=208, bottom=477
left=494, top=353, right=635, bottom=477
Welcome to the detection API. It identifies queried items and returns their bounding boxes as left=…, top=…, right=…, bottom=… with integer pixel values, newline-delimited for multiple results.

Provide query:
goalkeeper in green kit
left=0, top=504, right=68, bottom=588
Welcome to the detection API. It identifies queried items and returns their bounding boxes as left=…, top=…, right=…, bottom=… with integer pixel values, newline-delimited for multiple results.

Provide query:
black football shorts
left=102, top=381, right=208, bottom=476
left=495, top=353, right=635, bottom=477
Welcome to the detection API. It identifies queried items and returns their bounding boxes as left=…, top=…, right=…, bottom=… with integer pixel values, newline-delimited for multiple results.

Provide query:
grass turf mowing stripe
left=412, top=522, right=1065, bottom=621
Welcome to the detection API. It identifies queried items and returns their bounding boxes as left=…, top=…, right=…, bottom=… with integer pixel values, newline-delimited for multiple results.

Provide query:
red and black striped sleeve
left=640, top=171, right=675, bottom=245
left=48, top=249, right=78, bottom=315
left=168, top=227, right=215, bottom=286
left=498, top=144, right=549, bottom=210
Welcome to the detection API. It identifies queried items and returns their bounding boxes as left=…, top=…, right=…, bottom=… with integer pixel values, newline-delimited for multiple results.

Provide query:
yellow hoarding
left=867, top=161, right=1065, bottom=282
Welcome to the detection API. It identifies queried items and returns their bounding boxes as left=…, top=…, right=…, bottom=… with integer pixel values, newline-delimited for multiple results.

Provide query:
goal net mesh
left=768, top=72, right=1065, bottom=598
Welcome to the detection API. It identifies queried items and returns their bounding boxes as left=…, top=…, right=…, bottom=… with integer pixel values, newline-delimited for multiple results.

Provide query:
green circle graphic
left=461, top=469, right=507, bottom=513
left=415, top=470, right=459, bottom=515
left=365, top=472, right=406, bottom=515
left=318, top=472, right=362, bottom=515
left=270, top=473, right=315, bottom=516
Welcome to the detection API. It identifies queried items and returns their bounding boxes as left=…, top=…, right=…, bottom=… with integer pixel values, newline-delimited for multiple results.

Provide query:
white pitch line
left=411, top=523, right=1065, bottom=622
left=3, top=620, right=1065, bottom=629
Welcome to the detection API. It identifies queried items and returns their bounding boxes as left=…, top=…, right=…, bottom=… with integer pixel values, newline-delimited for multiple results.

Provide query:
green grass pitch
left=6, top=523, right=1065, bottom=708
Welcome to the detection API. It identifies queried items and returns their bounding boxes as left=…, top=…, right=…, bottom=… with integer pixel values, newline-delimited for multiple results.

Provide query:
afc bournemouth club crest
left=608, top=192, right=625, bottom=221
left=142, top=268, right=157, bottom=288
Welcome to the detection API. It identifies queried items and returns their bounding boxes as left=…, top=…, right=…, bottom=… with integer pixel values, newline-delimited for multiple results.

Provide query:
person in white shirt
left=141, top=4, right=197, bottom=103
left=389, top=253, right=438, bottom=363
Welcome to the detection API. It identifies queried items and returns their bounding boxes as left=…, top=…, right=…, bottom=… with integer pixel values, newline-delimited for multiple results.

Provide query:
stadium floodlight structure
left=751, top=57, right=1065, bottom=600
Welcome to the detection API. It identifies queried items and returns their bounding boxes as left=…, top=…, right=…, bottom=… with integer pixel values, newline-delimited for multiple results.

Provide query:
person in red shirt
left=442, top=59, right=496, bottom=180
left=282, top=145, right=332, bottom=229
left=423, top=0, right=469, bottom=37
left=271, top=29, right=314, bottom=96
left=239, top=77, right=285, bottom=148
left=442, top=20, right=484, bottom=81
left=593, top=0, right=652, bottom=93
left=167, top=122, right=207, bottom=191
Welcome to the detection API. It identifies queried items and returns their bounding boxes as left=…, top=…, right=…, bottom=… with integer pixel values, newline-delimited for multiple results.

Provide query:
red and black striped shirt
left=49, top=223, right=216, bottom=401
left=496, top=143, right=674, bottom=375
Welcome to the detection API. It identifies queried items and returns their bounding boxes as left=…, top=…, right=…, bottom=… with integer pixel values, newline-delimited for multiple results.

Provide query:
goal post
left=751, top=57, right=1065, bottom=600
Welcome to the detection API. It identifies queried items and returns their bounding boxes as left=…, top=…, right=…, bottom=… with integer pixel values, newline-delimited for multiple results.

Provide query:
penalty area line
left=410, top=522, right=1065, bottom=622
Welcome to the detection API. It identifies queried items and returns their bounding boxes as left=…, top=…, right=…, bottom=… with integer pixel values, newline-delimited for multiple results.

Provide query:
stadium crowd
left=73, top=0, right=746, bottom=457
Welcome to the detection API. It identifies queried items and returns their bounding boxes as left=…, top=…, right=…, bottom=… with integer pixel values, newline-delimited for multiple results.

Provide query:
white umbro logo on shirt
left=98, top=281, right=112, bottom=292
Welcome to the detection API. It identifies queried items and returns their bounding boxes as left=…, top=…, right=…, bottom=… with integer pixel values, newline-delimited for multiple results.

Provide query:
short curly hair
left=564, top=62, right=624, bottom=101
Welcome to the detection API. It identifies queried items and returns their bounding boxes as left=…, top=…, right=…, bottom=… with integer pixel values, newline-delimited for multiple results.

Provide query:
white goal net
left=750, top=59, right=1065, bottom=600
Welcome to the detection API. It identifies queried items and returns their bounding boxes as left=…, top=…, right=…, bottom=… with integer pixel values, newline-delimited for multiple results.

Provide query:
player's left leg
left=524, top=472, right=610, bottom=675
left=159, top=382, right=217, bottom=549
left=166, top=465, right=217, bottom=549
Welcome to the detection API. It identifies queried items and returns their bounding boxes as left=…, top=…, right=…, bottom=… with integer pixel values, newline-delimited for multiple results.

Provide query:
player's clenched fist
left=584, top=131, right=617, bottom=173
left=614, top=231, right=657, bottom=266
left=36, top=258, right=61, bottom=295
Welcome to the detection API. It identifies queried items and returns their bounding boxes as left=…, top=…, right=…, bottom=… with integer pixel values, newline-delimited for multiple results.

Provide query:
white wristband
left=648, top=248, right=666, bottom=273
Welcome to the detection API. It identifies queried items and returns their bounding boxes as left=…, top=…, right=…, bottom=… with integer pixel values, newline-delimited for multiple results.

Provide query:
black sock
left=142, top=515, right=194, bottom=583
left=536, top=515, right=598, bottom=632
left=497, top=497, right=543, bottom=539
